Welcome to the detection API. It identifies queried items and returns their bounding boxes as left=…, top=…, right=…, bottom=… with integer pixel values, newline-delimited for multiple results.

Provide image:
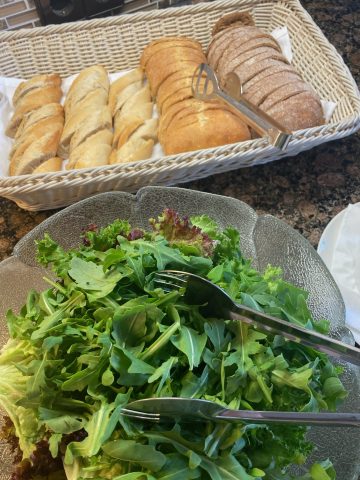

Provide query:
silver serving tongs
left=192, top=63, right=292, bottom=150
left=121, top=397, right=360, bottom=427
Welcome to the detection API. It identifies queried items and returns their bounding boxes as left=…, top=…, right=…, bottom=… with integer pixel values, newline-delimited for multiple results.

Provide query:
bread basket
left=0, top=0, right=359, bottom=211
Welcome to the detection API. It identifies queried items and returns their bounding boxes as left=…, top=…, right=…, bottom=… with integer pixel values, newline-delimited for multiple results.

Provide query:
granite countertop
left=0, top=0, right=359, bottom=261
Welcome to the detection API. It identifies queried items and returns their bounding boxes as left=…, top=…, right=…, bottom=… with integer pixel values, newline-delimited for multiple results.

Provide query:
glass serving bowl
left=0, top=187, right=359, bottom=480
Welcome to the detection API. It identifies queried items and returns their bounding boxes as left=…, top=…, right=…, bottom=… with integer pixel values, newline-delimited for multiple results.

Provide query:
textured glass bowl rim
left=0, top=186, right=359, bottom=479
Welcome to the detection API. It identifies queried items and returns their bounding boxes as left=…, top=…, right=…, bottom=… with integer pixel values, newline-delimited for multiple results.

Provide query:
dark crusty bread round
left=207, top=13, right=324, bottom=131
left=245, top=70, right=302, bottom=105
left=260, top=80, right=316, bottom=111
left=208, top=27, right=270, bottom=70
left=267, top=91, right=324, bottom=130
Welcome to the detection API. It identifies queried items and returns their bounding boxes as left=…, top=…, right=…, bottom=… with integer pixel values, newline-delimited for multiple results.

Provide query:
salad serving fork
left=153, top=270, right=360, bottom=366
left=121, top=397, right=360, bottom=427
left=120, top=270, right=360, bottom=427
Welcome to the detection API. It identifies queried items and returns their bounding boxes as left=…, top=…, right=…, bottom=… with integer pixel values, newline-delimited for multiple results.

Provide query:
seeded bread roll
left=141, top=37, right=251, bottom=155
left=207, top=12, right=324, bottom=131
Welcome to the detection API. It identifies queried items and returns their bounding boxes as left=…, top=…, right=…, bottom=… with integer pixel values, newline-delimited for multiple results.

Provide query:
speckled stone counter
left=0, top=0, right=359, bottom=261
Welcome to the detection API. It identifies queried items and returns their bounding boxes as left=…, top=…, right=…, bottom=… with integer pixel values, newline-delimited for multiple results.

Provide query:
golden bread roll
left=6, top=80, right=62, bottom=138
left=108, top=68, right=144, bottom=114
left=33, top=157, right=63, bottom=174
left=109, top=68, right=157, bottom=164
left=64, top=65, right=109, bottom=117
left=10, top=120, right=64, bottom=176
left=14, top=103, right=64, bottom=141
left=67, top=130, right=113, bottom=170
left=69, top=105, right=112, bottom=152
left=109, top=138, right=154, bottom=165
left=207, top=12, right=324, bottom=131
left=12, top=74, right=61, bottom=108
left=8, top=95, right=64, bottom=176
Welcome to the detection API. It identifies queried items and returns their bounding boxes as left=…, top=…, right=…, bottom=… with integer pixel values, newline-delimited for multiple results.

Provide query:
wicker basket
left=0, top=0, right=359, bottom=211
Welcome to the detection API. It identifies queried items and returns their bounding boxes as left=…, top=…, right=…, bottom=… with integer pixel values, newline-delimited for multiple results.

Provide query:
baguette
left=64, top=65, right=109, bottom=117
left=67, top=129, right=113, bottom=170
left=10, top=120, right=64, bottom=176
left=109, top=68, right=157, bottom=164
left=33, top=157, right=63, bottom=174
left=6, top=81, right=62, bottom=138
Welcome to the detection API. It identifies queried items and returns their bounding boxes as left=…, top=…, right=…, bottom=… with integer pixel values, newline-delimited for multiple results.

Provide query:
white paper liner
left=0, top=27, right=336, bottom=177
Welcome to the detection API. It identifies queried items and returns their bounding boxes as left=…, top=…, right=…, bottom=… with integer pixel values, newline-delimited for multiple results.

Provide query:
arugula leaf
left=68, top=257, right=124, bottom=298
left=171, top=326, right=207, bottom=370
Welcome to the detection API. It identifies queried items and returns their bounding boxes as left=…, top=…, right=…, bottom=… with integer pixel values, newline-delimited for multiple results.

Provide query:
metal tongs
left=154, top=270, right=360, bottom=366
left=192, top=63, right=292, bottom=150
left=121, top=397, right=360, bottom=427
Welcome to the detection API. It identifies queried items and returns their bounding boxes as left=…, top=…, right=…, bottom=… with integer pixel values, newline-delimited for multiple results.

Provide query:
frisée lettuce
left=0, top=210, right=347, bottom=480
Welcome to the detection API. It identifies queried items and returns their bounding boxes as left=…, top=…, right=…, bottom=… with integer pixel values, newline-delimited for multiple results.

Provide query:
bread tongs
left=192, top=63, right=292, bottom=150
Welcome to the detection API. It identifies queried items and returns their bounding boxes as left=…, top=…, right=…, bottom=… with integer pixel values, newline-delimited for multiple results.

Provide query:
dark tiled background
left=0, top=0, right=359, bottom=260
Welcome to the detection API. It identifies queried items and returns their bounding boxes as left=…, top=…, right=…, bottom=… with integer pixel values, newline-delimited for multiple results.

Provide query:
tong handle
left=217, top=89, right=292, bottom=150
left=230, top=304, right=360, bottom=366
left=216, top=408, right=360, bottom=427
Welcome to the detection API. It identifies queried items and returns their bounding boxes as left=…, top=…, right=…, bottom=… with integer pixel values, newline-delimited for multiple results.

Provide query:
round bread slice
left=161, top=86, right=197, bottom=113
left=148, top=60, right=205, bottom=97
left=142, top=42, right=203, bottom=70
left=245, top=70, right=302, bottom=106
left=157, top=76, right=194, bottom=110
left=210, top=29, right=277, bottom=71
left=159, top=98, right=226, bottom=143
left=156, top=69, right=205, bottom=102
left=146, top=51, right=205, bottom=92
left=260, top=80, right=317, bottom=111
left=207, top=25, right=260, bottom=65
left=217, top=35, right=281, bottom=75
left=162, top=108, right=251, bottom=155
left=160, top=99, right=239, bottom=144
left=266, top=91, right=324, bottom=131
left=218, top=45, right=285, bottom=84
left=141, top=37, right=202, bottom=67
left=243, top=63, right=297, bottom=91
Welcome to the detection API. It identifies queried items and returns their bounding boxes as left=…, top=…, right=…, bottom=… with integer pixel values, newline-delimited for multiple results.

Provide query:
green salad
left=0, top=209, right=347, bottom=480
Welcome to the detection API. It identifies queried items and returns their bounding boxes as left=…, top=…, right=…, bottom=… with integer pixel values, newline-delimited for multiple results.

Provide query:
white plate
left=318, top=207, right=360, bottom=344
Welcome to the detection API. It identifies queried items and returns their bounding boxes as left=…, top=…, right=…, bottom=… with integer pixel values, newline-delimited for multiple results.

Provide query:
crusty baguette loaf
left=12, top=74, right=61, bottom=108
left=64, top=65, right=109, bottom=117
left=60, top=65, right=112, bottom=169
left=67, top=129, right=113, bottom=170
left=141, top=37, right=251, bottom=154
left=33, top=157, right=63, bottom=174
left=6, top=77, right=62, bottom=138
left=10, top=120, right=64, bottom=176
left=8, top=93, right=64, bottom=176
left=109, top=68, right=156, bottom=163
left=207, top=12, right=324, bottom=131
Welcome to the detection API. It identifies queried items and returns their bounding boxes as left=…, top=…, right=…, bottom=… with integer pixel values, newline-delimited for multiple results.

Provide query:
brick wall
left=0, top=0, right=40, bottom=30
left=0, top=0, right=169, bottom=30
